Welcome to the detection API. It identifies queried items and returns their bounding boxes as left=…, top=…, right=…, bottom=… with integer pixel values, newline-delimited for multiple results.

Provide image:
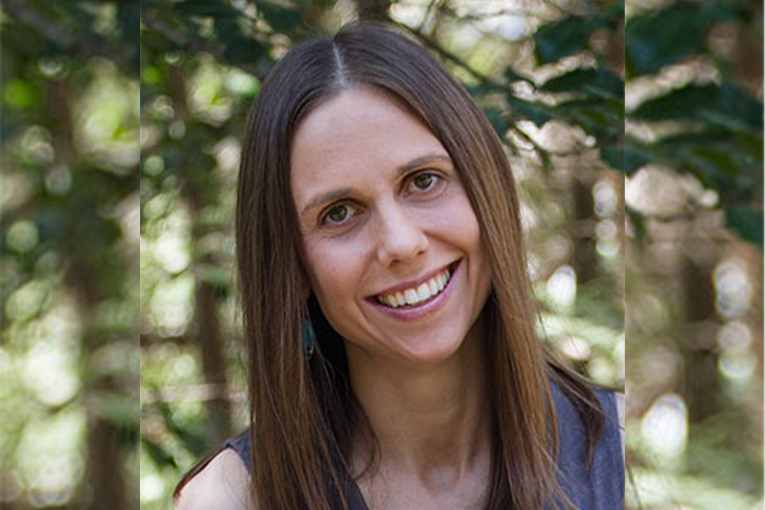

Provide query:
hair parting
left=177, top=22, right=611, bottom=510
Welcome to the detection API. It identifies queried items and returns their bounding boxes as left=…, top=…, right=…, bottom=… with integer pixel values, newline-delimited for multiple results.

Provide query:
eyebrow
left=299, top=153, right=453, bottom=218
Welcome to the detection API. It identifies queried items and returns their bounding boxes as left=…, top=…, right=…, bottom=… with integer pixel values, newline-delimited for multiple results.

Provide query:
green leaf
left=483, top=107, right=508, bottom=139
left=142, top=437, right=178, bottom=469
left=558, top=98, right=622, bottom=139
left=154, top=396, right=208, bottom=457
left=533, top=15, right=608, bottom=64
left=600, top=145, right=624, bottom=171
left=175, top=0, right=241, bottom=18
left=626, top=205, right=648, bottom=240
left=626, top=1, right=744, bottom=76
left=507, top=96, right=556, bottom=126
left=504, top=67, right=532, bottom=85
left=256, top=1, right=303, bottom=32
left=630, top=84, right=763, bottom=132
left=623, top=141, right=652, bottom=174
left=222, top=36, right=268, bottom=66
left=631, top=85, right=717, bottom=121
left=725, top=205, right=763, bottom=246
left=540, top=68, right=624, bottom=100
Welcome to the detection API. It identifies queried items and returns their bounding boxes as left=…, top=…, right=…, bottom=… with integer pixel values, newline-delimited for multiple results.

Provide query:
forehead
left=289, top=87, right=449, bottom=203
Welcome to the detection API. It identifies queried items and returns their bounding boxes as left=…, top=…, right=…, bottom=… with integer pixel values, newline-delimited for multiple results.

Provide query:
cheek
left=303, top=239, right=364, bottom=303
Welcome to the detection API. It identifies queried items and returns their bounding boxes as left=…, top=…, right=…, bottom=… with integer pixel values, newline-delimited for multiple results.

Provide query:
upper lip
left=369, top=260, right=457, bottom=298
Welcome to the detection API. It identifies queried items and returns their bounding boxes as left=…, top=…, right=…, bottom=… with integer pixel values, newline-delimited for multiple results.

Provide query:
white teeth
left=377, top=267, right=453, bottom=308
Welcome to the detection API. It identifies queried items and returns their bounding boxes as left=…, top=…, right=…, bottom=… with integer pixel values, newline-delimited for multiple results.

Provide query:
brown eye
left=409, top=172, right=440, bottom=193
left=322, top=204, right=357, bottom=226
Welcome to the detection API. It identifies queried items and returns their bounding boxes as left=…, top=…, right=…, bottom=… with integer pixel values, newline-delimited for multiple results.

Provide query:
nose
left=374, top=203, right=428, bottom=268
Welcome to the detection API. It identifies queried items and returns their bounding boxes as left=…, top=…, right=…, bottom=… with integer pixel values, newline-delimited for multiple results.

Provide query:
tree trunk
left=47, top=78, right=128, bottom=510
left=356, top=0, right=391, bottom=22
left=168, top=66, right=232, bottom=445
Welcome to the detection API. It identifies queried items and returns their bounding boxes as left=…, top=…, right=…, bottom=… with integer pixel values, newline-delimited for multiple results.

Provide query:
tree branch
left=140, top=10, right=266, bottom=81
left=393, top=20, right=517, bottom=94
left=0, top=0, right=133, bottom=73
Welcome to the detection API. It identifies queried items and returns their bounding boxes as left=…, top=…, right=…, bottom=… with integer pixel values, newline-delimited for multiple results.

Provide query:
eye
left=408, top=172, right=441, bottom=193
left=321, top=203, right=357, bottom=226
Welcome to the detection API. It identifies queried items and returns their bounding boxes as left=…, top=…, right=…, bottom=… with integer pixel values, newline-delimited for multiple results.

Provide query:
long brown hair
left=230, top=22, right=606, bottom=510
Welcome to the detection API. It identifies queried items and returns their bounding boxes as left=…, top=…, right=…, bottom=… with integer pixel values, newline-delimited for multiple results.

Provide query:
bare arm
left=175, top=449, right=254, bottom=510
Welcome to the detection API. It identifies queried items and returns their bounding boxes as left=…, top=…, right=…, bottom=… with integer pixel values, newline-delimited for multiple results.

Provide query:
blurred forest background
left=1, top=0, right=140, bottom=509
left=0, top=1, right=760, bottom=510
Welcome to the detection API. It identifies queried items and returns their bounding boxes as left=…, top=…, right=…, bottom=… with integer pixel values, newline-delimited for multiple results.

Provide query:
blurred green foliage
left=623, top=1, right=762, bottom=509
left=1, top=0, right=139, bottom=509
left=1, top=1, right=760, bottom=509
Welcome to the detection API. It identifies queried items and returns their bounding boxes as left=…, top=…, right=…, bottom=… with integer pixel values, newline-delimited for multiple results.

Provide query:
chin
left=394, top=331, right=469, bottom=365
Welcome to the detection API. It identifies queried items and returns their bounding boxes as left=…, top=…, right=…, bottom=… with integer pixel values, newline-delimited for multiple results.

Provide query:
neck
left=345, top=318, right=492, bottom=490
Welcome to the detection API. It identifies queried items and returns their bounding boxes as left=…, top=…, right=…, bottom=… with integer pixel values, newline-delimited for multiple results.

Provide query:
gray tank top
left=225, top=387, right=624, bottom=509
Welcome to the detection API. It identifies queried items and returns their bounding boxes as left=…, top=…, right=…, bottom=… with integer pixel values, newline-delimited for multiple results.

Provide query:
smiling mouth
left=375, top=263, right=456, bottom=308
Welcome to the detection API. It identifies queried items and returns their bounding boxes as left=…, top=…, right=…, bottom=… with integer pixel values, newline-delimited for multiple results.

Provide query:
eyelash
left=319, top=171, right=445, bottom=227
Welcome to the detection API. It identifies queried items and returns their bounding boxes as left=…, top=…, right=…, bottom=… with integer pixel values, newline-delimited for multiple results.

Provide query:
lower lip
left=367, top=261, right=460, bottom=322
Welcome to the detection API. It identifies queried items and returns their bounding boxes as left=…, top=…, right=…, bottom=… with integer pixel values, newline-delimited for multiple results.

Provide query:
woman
left=175, top=23, right=624, bottom=510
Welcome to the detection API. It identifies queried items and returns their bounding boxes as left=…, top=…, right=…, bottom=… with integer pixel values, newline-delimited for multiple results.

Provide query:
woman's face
left=290, top=87, right=492, bottom=364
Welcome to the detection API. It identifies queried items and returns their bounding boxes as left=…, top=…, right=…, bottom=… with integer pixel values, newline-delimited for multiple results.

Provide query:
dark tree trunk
left=356, top=0, right=391, bottom=22
left=168, top=66, right=232, bottom=445
left=46, top=78, right=128, bottom=510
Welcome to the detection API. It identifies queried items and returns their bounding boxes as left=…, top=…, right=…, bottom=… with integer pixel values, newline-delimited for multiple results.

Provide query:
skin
left=290, top=86, right=494, bottom=509
left=175, top=86, right=627, bottom=509
left=175, top=449, right=252, bottom=510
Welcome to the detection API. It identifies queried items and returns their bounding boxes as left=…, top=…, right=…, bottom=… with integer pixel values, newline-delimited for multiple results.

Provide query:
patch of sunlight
left=588, top=357, right=617, bottom=384
left=153, top=226, right=190, bottom=274
left=641, top=393, right=687, bottom=465
left=149, top=275, right=194, bottom=338
left=140, top=473, right=165, bottom=502
left=719, top=351, right=757, bottom=382
left=6, top=280, right=49, bottom=322
left=188, top=56, right=232, bottom=124
left=22, top=340, right=79, bottom=406
left=225, top=68, right=259, bottom=96
left=558, top=336, right=591, bottom=361
left=713, top=258, right=752, bottom=319
left=476, top=13, right=528, bottom=41
left=629, top=467, right=761, bottom=510
left=594, top=179, right=618, bottom=218
left=6, top=220, right=38, bottom=253
left=546, top=265, right=576, bottom=313
left=538, top=313, right=621, bottom=350
left=213, top=136, right=241, bottom=173
left=390, top=1, right=429, bottom=29
left=75, top=62, right=140, bottom=169
left=16, top=409, right=85, bottom=507
left=19, top=125, right=54, bottom=165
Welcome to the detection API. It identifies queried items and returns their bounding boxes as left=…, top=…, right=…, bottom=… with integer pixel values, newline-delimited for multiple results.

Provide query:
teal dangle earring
left=301, top=317, right=316, bottom=360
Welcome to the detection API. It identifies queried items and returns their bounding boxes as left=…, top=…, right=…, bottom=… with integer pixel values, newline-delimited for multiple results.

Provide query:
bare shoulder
left=175, top=449, right=255, bottom=510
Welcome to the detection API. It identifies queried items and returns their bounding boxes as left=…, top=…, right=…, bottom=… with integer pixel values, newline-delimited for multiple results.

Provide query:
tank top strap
left=224, top=432, right=252, bottom=474
left=550, top=384, right=625, bottom=510
left=224, top=387, right=624, bottom=510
